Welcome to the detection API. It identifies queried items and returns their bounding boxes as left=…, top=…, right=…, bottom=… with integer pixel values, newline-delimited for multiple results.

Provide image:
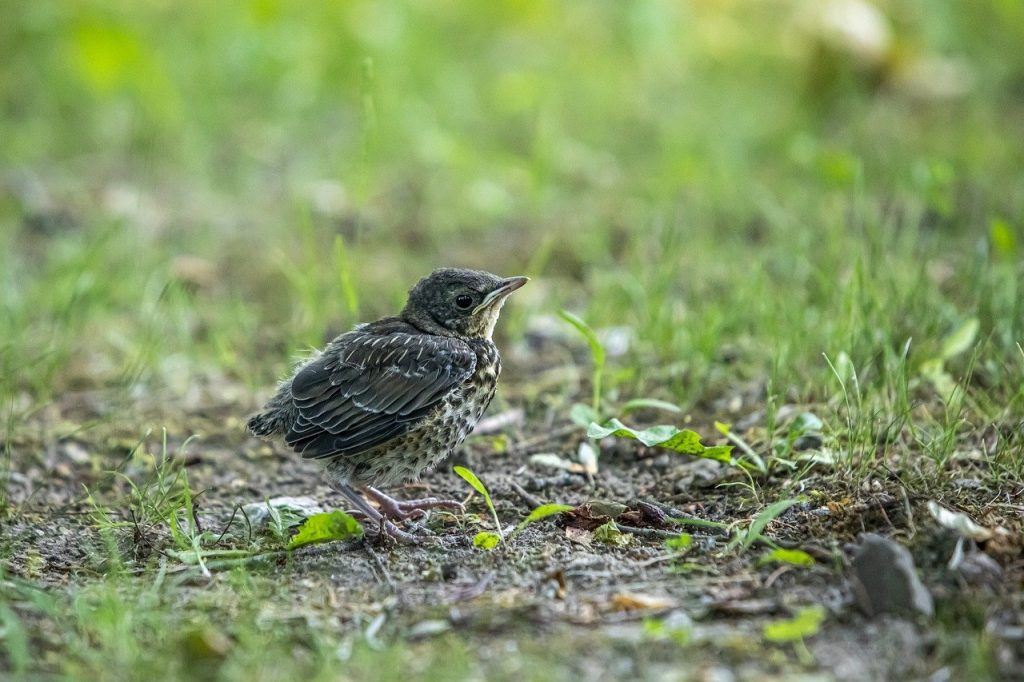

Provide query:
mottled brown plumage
left=247, top=268, right=527, bottom=541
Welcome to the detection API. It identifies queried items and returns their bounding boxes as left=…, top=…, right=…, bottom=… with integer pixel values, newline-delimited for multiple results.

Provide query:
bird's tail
left=246, top=382, right=296, bottom=438
left=247, top=410, right=282, bottom=437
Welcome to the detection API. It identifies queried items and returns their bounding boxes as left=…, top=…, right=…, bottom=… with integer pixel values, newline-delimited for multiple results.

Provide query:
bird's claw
left=364, top=487, right=465, bottom=521
left=349, top=509, right=435, bottom=544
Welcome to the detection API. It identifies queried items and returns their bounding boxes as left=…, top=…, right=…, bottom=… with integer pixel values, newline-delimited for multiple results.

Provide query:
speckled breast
left=331, top=339, right=501, bottom=488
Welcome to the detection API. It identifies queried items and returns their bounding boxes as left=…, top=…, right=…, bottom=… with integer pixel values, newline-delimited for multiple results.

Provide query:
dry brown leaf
left=610, top=592, right=676, bottom=611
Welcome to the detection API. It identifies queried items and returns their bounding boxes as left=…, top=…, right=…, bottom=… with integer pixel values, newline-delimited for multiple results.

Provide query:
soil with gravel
left=4, top=362, right=1023, bottom=680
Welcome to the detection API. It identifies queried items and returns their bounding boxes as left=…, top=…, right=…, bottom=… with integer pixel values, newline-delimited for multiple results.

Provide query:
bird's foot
left=346, top=509, right=424, bottom=544
left=364, top=486, right=465, bottom=521
left=365, top=518, right=422, bottom=544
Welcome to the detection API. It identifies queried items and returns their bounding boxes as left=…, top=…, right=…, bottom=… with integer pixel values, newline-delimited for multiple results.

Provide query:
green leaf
left=472, top=531, right=501, bottom=550
left=513, top=503, right=574, bottom=535
left=759, top=548, right=815, bottom=567
left=990, top=218, right=1018, bottom=259
left=620, top=398, right=682, bottom=414
left=664, top=533, right=692, bottom=550
left=453, top=465, right=503, bottom=545
left=788, top=412, right=823, bottom=436
left=733, top=498, right=804, bottom=550
left=920, top=359, right=958, bottom=400
left=763, top=606, right=826, bottom=642
left=452, top=465, right=494, bottom=509
left=569, top=403, right=599, bottom=427
left=558, top=310, right=605, bottom=367
left=940, top=318, right=979, bottom=360
left=729, top=497, right=806, bottom=548
left=588, top=419, right=733, bottom=463
left=288, top=511, right=363, bottom=550
left=593, top=521, right=632, bottom=546
left=832, top=351, right=856, bottom=385
left=642, top=617, right=691, bottom=644
left=667, top=516, right=729, bottom=531
left=0, top=603, right=29, bottom=674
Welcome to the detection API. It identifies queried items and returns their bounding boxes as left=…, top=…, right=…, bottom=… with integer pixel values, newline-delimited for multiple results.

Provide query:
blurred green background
left=1, top=0, right=1022, bottom=414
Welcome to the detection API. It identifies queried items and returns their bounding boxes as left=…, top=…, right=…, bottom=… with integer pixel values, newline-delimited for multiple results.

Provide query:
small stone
left=58, top=440, right=92, bottom=465
left=407, top=619, right=451, bottom=640
left=850, top=534, right=933, bottom=618
left=697, top=665, right=735, bottom=682
left=952, top=478, right=984, bottom=490
left=953, top=548, right=1003, bottom=589
left=241, top=496, right=325, bottom=528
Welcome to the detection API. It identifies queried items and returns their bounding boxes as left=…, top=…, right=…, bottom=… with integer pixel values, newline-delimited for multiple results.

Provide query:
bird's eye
left=455, top=294, right=474, bottom=309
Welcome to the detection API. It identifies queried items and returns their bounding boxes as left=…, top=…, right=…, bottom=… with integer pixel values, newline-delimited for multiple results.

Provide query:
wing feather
left=285, top=331, right=476, bottom=459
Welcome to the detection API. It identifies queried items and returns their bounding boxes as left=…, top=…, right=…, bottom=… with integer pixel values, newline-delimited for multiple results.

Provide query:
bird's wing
left=285, top=331, right=477, bottom=459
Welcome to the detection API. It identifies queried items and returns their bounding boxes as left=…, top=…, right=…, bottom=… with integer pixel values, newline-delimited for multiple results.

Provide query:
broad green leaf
left=288, top=511, right=363, bottom=549
left=514, top=503, right=574, bottom=535
left=593, top=521, right=632, bottom=546
left=588, top=419, right=733, bottom=463
left=920, top=359, right=958, bottom=400
left=664, top=533, right=692, bottom=550
left=763, top=606, right=826, bottom=642
left=558, top=310, right=605, bottom=366
left=452, top=466, right=494, bottom=509
left=569, top=403, right=599, bottom=427
left=620, top=398, right=682, bottom=414
left=826, top=351, right=856, bottom=386
left=760, top=548, right=815, bottom=567
left=472, top=531, right=501, bottom=550
left=940, top=318, right=979, bottom=360
left=789, top=412, right=823, bottom=436
left=835, top=351, right=855, bottom=381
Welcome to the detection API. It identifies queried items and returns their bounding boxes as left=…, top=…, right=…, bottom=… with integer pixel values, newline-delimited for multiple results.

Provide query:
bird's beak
left=474, top=276, right=529, bottom=313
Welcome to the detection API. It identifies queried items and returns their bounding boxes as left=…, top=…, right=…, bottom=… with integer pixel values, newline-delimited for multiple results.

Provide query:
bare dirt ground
left=4, top=361, right=1024, bottom=681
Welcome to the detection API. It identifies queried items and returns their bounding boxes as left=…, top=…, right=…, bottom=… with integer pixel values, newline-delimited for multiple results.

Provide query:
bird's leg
left=364, top=486, right=465, bottom=521
left=334, top=483, right=419, bottom=544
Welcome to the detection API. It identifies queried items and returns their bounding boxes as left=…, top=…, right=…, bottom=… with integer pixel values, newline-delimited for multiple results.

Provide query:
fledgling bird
left=248, top=268, right=527, bottom=541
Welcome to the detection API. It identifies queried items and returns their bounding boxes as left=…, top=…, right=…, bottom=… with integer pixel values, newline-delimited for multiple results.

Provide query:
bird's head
left=402, top=268, right=529, bottom=340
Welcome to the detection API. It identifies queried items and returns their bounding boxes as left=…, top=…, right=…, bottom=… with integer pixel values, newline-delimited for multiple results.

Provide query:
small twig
left=635, top=498, right=729, bottom=537
left=362, top=538, right=395, bottom=591
left=509, top=425, right=580, bottom=454
left=873, top=495, right=896, bottom=532
left=509, top=482, right=544, bottom=510
left=213, top=506, right=242, bottom=544
left=635, top=552, right=689, bottom=568
left=522, top=473, right=583, bottom=492
left=900, top=486, right=916, bottom=536
left=764, top=564, right=794, bottom=588
left=447, top=573, right=494, bottom=603
left=614, top=523, right=681, bottom=541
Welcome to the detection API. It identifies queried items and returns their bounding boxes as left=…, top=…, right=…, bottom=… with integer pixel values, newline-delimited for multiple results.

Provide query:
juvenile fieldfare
left=248, top=268, right=527, bottom=541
